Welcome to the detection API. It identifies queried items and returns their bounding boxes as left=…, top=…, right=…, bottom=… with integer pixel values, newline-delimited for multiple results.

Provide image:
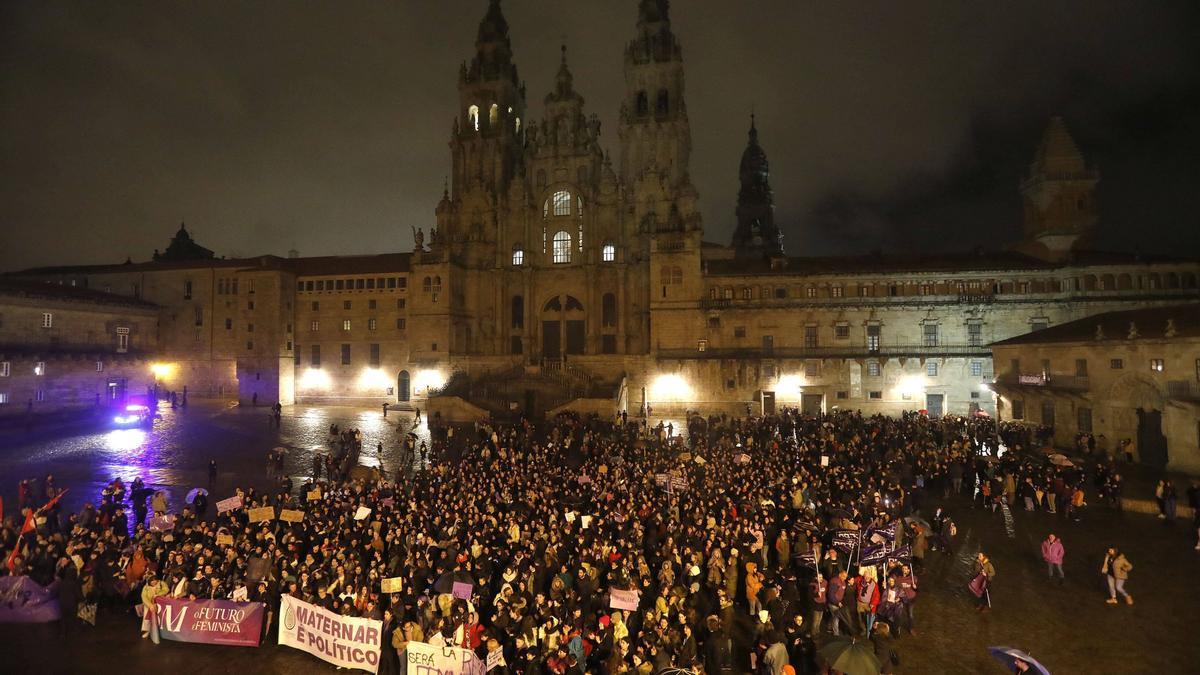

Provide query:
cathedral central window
left=552, top=231, right=572, bottom=264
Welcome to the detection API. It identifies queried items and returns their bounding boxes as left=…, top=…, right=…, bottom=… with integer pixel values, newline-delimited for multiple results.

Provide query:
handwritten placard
left=279, top=509, right=305, bottom=523
left=216, top=533, right=234, bottom=546
left=217, top=495, right=243, bottom=513
left=487, top=648, right=505, bottom=672
left=610, top=589, right=640, bottom=611
left=306, top=489, right=321, bottom=502
left=247, top=506, right=275, bottom=523
left=354, top=506, right=372, bottom=521
left=149, top=514, right=176, bottom=531
left=381, top=577, right=404, bottom=593
left=452, top=581, right=473, bottom=600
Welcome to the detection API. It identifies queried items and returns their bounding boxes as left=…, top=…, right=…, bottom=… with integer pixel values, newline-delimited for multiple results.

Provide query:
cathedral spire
left=1018, top=116, right=1099, bottom=259
left=732, top=114, right=782, bottom=259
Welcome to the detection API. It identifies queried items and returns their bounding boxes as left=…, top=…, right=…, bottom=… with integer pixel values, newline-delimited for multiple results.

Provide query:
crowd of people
left=3, top=407, right=1197, bottom=674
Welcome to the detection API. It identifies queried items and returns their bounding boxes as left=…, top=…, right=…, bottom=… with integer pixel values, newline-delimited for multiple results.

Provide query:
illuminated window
left=830, top=286, right=843, bottom=298
left=1150, top=358, right=1164, bottom=372
left=41, top=313, right=53, bottom=328
left=602, top=243, right=615, bottom=262
left=468, top=105, right=480, bottom=131
left=0, top=362, right=8, bottom=377
left=805, top=286, right=817, bottom=298
left=515, top=117, right=521, bottom=134
left=512, top=246, right=524, bottom=266
left=489, top=103, right=499, bottom=127
left=552, top=231, right=572, bottom=263
left=552, top=190, right=571, bottom=216
left=34, top=361, right=45, bottom=376
left=342, top=320, right=351, bottom=331
left=310, top=321, right=319, bottom=332
left=368, top=318, right=377, bottom=331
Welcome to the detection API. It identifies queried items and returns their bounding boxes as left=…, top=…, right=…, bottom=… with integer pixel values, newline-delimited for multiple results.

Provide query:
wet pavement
left=1, top=405, right=1198, bottom=674
left=0, top=400, right=435, bottom=518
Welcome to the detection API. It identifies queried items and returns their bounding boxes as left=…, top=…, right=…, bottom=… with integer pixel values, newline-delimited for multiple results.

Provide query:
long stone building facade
left=7, top=0, right=1200, bottom=422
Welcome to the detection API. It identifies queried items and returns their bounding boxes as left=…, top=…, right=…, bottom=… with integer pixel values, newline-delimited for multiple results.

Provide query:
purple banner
left=0, top=576, right=61, bottom=623
left=154, top=597, right=264, bottom=647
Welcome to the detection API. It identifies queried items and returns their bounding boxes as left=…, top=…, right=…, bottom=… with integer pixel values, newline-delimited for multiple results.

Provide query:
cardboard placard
left=216, top=533, right=234, bottom=546
left=247, top=506, right=275, bottom=523
left=354, top=506, right=372, bottom=521
left=306, top=489, right=321, bottom=502
left=581, top=515, right=592, bottom=529
left=149, top=514, right=176, bottom=531
left=381, top=577, right=404, bottom=593
left=279, top=509, right=305, bottom=523
left=217, top=495, right=243, bottom=513
left=487, top=648, right=505, bottom=672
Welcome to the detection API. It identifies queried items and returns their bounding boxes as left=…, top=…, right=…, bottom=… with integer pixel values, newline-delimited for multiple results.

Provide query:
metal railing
left=657, top=344, right=991, bottom=360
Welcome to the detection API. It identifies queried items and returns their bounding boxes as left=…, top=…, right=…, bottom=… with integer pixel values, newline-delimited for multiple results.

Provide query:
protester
left=1041, top=534, right=1065, bottom=583
left=0, top=408, right=1150, bottom=672
left=1101, top=547, right=1133, bottom=605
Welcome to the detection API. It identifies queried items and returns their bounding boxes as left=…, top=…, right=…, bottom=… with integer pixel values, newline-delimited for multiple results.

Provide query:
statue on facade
left=412, top=227, right=424, bottom=252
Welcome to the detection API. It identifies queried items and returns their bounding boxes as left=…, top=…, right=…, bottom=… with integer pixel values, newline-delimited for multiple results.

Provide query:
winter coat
left=1041, top=539, right=1064, bottom=565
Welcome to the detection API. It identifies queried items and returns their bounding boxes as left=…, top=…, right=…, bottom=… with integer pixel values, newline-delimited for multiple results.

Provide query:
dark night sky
left=2, top=1, right=1198, bottom=272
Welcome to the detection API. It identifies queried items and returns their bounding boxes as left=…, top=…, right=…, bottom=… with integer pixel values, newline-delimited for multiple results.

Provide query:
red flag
left=38, top=488, right=68, bottom=514
left=4, top=511, right=35, bottom=572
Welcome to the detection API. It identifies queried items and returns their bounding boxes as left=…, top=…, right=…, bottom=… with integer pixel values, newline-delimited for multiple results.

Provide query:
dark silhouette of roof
left=0, top=278, right=157, bottom=309
left=992, top=304, right=1200, bottom=347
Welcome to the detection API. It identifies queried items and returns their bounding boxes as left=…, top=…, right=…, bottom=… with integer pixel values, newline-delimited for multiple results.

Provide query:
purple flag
left=0, top=576, right=61, bottom=623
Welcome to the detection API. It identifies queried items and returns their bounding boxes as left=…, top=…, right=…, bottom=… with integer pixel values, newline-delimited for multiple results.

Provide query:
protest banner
left=154, top=597, right=264, bottom=647
left=452, top=581, right=473, bottom=600
left=405, top=640, right=485, bottom=675
left=216, top=533, right=234, bottom=547
left=280, top=594, right=382, bottom=673
left=217, top=495, right=243, bottom=513
left=0, top=576, right=61, bottom=622
left=381, top=577, right=403, bottom=594
left=487, top=648, right=505, bottom=672
left=609, top=589, right=640, bottom=611
left=306, top=490, right=322, bottom=502
left=354, top=506, right=372, bottom=521
left=248, top=506, right=275, bottom=523
left=149, top=514, right=176, bottom=531
left=280, top=509, right=305, bottom=523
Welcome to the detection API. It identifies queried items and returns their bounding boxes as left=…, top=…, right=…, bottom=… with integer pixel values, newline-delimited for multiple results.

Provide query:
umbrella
left=1048, top=454, right=1074, bottom=467
left=903, top=515, right=932, bottom=530
left=185, top=488, right=209, bottom=504
left=817, top=637, right=881, bottom=675
left=988, top=647, right=1051, bottom=675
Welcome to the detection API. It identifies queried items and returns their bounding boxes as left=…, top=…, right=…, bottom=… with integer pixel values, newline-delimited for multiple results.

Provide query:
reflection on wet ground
left=0, top=401, right=433, bottom=517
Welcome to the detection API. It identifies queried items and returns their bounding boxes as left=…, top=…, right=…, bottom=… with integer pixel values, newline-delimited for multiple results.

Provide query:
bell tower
left=1018, top=116, right=1099, bottom=260
left=448, top=0, right=526, bottom=235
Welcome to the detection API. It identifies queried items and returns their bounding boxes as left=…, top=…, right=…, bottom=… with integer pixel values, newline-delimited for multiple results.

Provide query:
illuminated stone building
left=7, top=0, right=1200, bottom=423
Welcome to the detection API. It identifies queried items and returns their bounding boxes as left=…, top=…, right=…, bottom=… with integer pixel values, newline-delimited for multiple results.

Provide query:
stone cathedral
left=7, top=0, right=1200, bottom=428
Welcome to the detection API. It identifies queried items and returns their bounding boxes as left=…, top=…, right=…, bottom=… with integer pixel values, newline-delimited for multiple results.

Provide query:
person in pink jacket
left=1041, top=533, right=1065, bottom=582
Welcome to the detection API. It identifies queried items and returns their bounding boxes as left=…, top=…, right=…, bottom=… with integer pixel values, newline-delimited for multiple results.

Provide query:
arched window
left=552, top=231, right=572, bottom=264
left=512, top=245, right=524, bottom=266
left=432, top=276, right=442, bottom=293
left=489, top=103, right=499, bottom=127
left=635, top=91, right=648, bottom=116
left=422, top=277, right=432, bottom=293
left=511, top=295, right=524, bottom=329
left=467, top=105, right=480, bottom=131
left=709, top=287, right=718, bottom=300
left=741, top=287, right=752, bottom=300
left=602, top=293, right=617, bottom=327
left=602, top=243, right=616, bottom=262
left=656, top=89, right=669, bottom=115
left=553, top=190, right=571, bottom=216
left=723, top=287, right=733, bottom=299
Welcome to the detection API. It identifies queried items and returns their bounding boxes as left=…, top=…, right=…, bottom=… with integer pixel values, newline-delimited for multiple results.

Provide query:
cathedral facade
left=7, top=0, right=1200, bottom=425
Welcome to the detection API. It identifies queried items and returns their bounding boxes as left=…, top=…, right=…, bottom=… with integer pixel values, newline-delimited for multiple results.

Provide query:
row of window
left=1, top=361, right=48, bottom=376
left=511, top=240, right=616, bottom=266
left=305, top=299, right=406, bottom=312
left=298, top=277, right=406, bottom=293
left=0, top=391, right=47, bottom=404
left=707, top=271, right=1198, bottom=301
left=299, top=343, right=383, bottom=368
left=1009, top=357, right=1196, bottom=377
left=305, top=318, right=406, bottom=332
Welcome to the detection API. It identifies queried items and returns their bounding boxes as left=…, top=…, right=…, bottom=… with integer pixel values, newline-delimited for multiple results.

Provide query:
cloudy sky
left=2, top=0, right=1198, bottom=271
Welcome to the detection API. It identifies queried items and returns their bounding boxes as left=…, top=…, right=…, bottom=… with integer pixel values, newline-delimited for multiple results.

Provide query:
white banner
left=405, top=641, right=486, bottom=675
left=279, top=594, right=381, bottom=673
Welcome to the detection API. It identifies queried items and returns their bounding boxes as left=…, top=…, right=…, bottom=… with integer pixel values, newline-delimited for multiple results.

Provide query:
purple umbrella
left=988, top=647, right=1050, bottom=675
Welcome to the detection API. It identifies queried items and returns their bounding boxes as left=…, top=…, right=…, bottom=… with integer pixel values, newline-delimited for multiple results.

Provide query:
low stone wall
left=427, top=395, right=488, bottom=422
left=1121, top=498, right=1195, bottom=520
left=547, top=397, right=618, bottom=418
